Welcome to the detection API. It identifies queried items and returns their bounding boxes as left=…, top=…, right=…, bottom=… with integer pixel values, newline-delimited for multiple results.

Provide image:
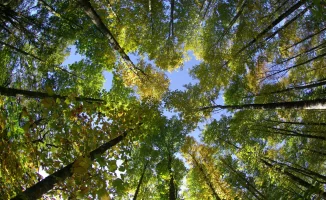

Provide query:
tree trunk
left=215, top=0, right=247, bottom=44
left=168, top=154, right=176, bottom=200
left=169, top=0, right=174, bottom=39
left=266, top=42, right=326, bottom=74
left=191, top=154, right=221, bottom=200
left=303, top=148, right=326, bottom=156
left=265, top=5, right=310, bottom=41
left=264, top=157, right=326, bottom=183
left=0, top=40, right=43, bottom=61
left=263, top=119, right=326, bottom=126
left=0, top=86, right=104, bottom=103
left=38, top=0, right=82, bottom=30
left=11, top=132, right=128, bottom=200
left=133, top=160, right=149, bottom=200
left=0, top=41, right=83, bottom=78
left=261, top=158, right=326, bottom=198
left=264, top=51, right=326, bottom=80
left=79, top=0, right=146, bottom=76
left=253, top=126, right=326, bottom=140
left=220, top=158, right=264, bottom=200
left=234, top=0, right=305, bottom=57
left=285, top=26, right=326, bottom=50
left=200, top=98, right=326, bottom=111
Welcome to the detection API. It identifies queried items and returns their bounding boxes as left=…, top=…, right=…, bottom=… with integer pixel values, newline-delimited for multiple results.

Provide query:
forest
left=0, top=0, right=326, bottom=199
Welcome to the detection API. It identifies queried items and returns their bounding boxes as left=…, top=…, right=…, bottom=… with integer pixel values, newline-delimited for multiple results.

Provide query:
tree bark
left=11, top=132, right=128, bottom=200
left=200, top=98, right=326, bottom=111
left=133, top=160, right=149, bottom=200
left=0, top=86, right=104, bottom=103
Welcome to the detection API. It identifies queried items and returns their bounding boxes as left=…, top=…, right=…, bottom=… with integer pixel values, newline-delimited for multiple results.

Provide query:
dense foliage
left=0, top=0, right=325, bottom=199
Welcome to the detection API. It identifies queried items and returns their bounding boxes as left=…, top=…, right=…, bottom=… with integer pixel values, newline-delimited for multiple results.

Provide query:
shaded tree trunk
left=263, top=119, right=326, bottom=126
left=264, top=157, right=326, bottom=183
left=285, top=26, right=326, bottom=50
left=133, top=160, right=149, bottom=200
left=220, top=158, right=265, bottom=200
left=168, top=153, right=176, bottom=200
left=169, top=0, right=174, bottom=39
left=234, top=0, right=305, bottom=57
left=261, top=158, right=326, bottom=198
left=0, top=41, right=83, bottom=78
left=253, top=126, right=326, bottom=140
left=79, top=0, right=146, bottom=76
left=0, top=86, right=104, bottom=103
left=0, top=40, right=43, bottom=61
left=303, top=148, right=326, bottom=156
left=263, top=51, right=326, bottom=80
left=265, top=5, right=310, bottom=41
left=200, top=98, right=326, bottom=111
left=11, top=132, right=128, bottom=200
left=215, top=0, right=247, bottom=45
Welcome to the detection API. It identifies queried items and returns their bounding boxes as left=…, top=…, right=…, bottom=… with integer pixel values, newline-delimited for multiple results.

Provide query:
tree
left=2, top=0, right=326, bottom=199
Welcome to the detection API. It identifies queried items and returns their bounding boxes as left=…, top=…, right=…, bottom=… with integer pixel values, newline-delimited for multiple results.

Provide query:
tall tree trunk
left=0, top=40, right=82, bottom=78
left=168, top=153, right=176, bottom=200
left=234, top=0, right=305, bottom=57
left=263, top=51, right=326, bottom=80
left=269, top=42, right=326, bottom=72
left=79, top=0, right=146, bottom=76
left=0, top=40, right=43, bottom=61
left=220, top=158, right=265, bottom=200
left=253, top=126, right=326, bottom=140
left=38, top=0, right=82, bottom=30
left=133, top=160, right=149, bottom=200
left=215, top=0, right=247, bottom=45
left=247, top=76, right=326, bottom=98
left=191, top=154, right=221, bottom=200
left=261, top=158, right=326, bottom=198
left=11, top=132, right=128, bottom=200
left=169, top=0, right=174, bottom=39
left=263, top=119, right=326, bottom=126
left=265, top=5, right=310, bottom=41
left=285, top=26, right=326, bottom=50
left=0, top=86, right=104, bottom=103
left=303, top=148, right=326, bottom=156
left=264, top=157, right=326, bottom=183
left=200, top=98, right=326, bottom=111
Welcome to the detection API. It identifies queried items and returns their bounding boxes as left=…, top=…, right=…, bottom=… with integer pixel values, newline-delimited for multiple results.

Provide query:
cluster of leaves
left=0, top=0, right=326, bottom=199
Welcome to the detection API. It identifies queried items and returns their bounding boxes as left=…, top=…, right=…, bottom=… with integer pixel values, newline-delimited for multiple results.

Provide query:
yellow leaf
left=101, top=194, right=111, bottom=200
left=72, top=156, right=91, bottom=176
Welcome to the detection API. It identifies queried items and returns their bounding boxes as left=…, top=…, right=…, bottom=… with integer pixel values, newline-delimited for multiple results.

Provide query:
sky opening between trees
left=1, top=0, right=326, bottom=199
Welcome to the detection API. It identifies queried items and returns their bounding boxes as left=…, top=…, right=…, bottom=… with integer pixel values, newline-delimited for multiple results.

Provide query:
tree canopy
left=1, top=0, right=326, bottom=199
